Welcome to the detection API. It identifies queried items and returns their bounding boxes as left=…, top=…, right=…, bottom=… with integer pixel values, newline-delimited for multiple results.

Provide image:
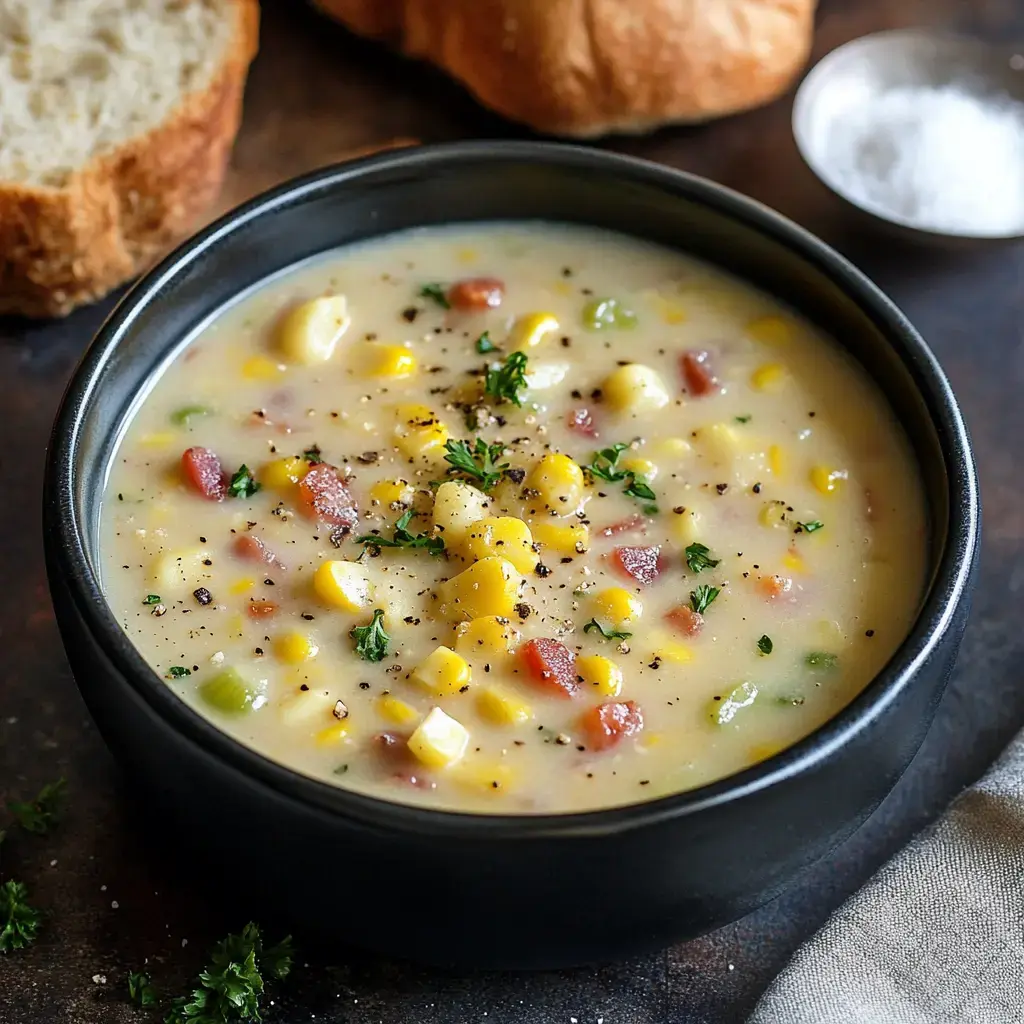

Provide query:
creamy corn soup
left=100, top=224, right=927, bottom=813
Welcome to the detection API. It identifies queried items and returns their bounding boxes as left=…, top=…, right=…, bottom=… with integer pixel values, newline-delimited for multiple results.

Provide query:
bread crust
left=0, top=0, right=260, bottom=319
left=314, top=0, right=816, bottom=137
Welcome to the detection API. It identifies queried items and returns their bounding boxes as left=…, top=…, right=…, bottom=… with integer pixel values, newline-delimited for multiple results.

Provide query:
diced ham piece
left=181, top=446, right=226, bottom=501
left=370, top=732, right=436, bottom=789
left=580, top=700, right=644, bottom=752
left=298, top=464, right=359, bottom=529
left=598, top=514, right=650, bottom=538
left=519, top=638, right=579, bottom=699
left=610, top=545, right=663, bottom=586
left=447, top=277, right=504, bottom=311
left=233, top=534, right=285, bottom=569
left=566, top=407, right=598, bottom=438
left=756, top=574, right=793, bottom=600
left=665, top=605, right=704, bottom=637
left=680, top=350, right=720, bottom=397
left=246, top=600, right=278, bottom=619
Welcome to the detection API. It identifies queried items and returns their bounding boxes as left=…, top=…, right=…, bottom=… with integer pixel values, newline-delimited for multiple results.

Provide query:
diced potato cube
left=138, top=432, right=175, bottom=449
left=262, top=456, right=307, bottom=490
left=455, top=615, right=521, bottom=658
left=750, top=362, right=787, bottom=391
left=509, top=312, right=560, bottom=351
left=747, top=315, right=792, bottom=346
left=759, top=500, right=789, bottom=528
left=462, top=516, right=538, bottom=574
left=438, top=556, right=524, bottom=621
left=274, top=632, right=319, bottom=664
left=669, top=507, right=702, bottom=546
left=652, top=437, right=692, bottom=459
left=524, top=362, right=569, bottom=391
left=377, top=694, right=419, bottom=725
left=810, top=465, right=848, bottom=495
left=530, top=520, right=589, bottom=555
left=650, top=632, right=693, bottom=664
left=279, top=687, right=336, bottom=727
left=408, top=706, right=470, bottom=768
left=602, top=364, right=670, bottom=414
left=393, top=403, right=450, bottom=459
left=696, top=423, right=741, bottom=465
left=410, top=645, right=472, bottom=696
left=576, top=654, right=623, bottom=697
left=313, top=560, right=373, bottom=612
left=453, top=760, right=516, bottom=795
left=527, top=452, right=584, bottom=512
left=592, top=587, right=643, bottom=626
left=241, top=354, right=285, bottom=380
left=357, top=342, right=418, bottom=378
left=278, top=295, right=350, bottom=364
left=150, top=547, right=211, bottom=589
left=476, top=685, right=533, bottom=726
left=370, top=478, right=414, bottom=507
left=432, top=480, right=491, bottom=541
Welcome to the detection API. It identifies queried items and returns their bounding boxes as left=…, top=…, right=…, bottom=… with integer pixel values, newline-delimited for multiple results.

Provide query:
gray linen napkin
left=751, top=732, right=1024, bottom=1023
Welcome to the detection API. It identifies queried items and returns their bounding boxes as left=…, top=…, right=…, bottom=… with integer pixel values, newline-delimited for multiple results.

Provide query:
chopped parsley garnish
left=587, top=443, right=658, bottom=511
left=0, top=881, right=41, bottom=953
left=350, top=609, right=389, bottom=663
left=127, top=970, right=157, bottom=1007
left=475, top=331, right=496, bottom=354
left=302, top=444, right=323, bottom=465
left=796, top=520, right=824, bottom=534
left=355, top=510, right=445, bottom=557
left=168, top=666, right=192, bottom=679
left=227, top=465, right=261, bottom=499
left=757, top=635, right=773, bottom=656
left=735, top=414, right=752, bottom=424
left=806, top=651, right=838, bottom=670
left=7, top=778, right=66, bottom=835
left=164, top=922, right=292, bottom=1024
left=689, top=584, right=721, bottom=616
left=143, top=594, right=162, bottom=605
left=170, top=405, right=213, bottom=426
left=582, top=618, right=633, bottom=642
left=484, top=351, right=529, bottom=406
left=442, top=437, right=509, bottom=491
left=419, top=283, right=450, bottom=309
left=685, top=542, right=720, bottom=574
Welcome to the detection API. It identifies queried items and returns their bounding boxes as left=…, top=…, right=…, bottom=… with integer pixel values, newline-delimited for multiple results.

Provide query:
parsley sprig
left=796, top=520, right=824, bottom=534
left=127, top=970, right=157, bottom=1007
left=475, top=331, right=496, bottom=355
left=587, top=443, right=658, bottom=512
left=355, top=510, right=445, bottom=557
left=7, top=778, right=66, bottom=836
left=583, top=619, right=633, bottom=642
left=227, top=465, right=260, bottom=500
left=757, top=635, right=773, bottom=656
left=442, top=438, right=509, bottom=492
left=419, top=283, right=450, bottom=309
left=684, top=542, right=720, bottom=574
left=689, top=584, right=721, bottom=616
left=350, top=609, right=390, bottom=663
left=0, top=881, right=41, bottom=953
left=484, top=351, right=529, bottom=406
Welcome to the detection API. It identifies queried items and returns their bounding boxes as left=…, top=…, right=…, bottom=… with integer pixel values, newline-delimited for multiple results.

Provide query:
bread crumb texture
left=0, top=0, right=259, bottom=317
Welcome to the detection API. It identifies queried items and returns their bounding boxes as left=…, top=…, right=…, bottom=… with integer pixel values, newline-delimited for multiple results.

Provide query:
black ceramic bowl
left=44, top=142, right=980, bottom=970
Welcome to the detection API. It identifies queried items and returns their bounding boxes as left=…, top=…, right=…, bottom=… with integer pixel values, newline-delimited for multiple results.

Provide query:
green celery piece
left=581, top=297, right=637, bottom=331
left=709, top=681, right=759, bottom=726
left=200, top=667, right=264, bottom=714
left=170, top=404, right=213, bottom=426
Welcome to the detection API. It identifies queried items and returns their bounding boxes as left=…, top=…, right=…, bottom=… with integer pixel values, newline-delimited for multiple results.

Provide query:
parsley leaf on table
left=7, top=778, right=66, bottom=835
left=127, top=970, right=157, bottom=1007
left=0, top=880, right=41, bottom=953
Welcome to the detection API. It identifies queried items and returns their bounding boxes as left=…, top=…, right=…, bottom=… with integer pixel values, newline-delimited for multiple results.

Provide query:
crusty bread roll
left=313, top=0, right=817, bottom=137
left=0, top=0, right=259, bottom=319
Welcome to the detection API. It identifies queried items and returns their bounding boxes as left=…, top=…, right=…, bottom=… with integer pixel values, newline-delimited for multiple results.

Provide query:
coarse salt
left=806, top=80, right=1024, bottom=235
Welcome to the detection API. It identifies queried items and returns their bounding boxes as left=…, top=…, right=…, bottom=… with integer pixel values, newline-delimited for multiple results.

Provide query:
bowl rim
left=45, top=139, right=980, bottom=838
left=791, top=27, right=1024, bottom=241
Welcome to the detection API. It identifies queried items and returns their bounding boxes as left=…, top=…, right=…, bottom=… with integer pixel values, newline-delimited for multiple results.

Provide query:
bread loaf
left=0, top=0, right=259, bottom=319
left=313, top=0, right=817, bottom=138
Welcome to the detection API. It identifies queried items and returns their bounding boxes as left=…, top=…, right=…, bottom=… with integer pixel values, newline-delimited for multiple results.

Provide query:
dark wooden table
left=3, top=1, right=1022, bottom=1020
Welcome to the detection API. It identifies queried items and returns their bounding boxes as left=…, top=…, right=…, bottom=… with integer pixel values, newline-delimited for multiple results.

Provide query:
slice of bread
left=0, top=0, right=259, bottom=318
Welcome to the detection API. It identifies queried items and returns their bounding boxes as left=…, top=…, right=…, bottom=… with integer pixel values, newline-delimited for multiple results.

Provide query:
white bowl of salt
left=793, top=29, right=1024, bottom=241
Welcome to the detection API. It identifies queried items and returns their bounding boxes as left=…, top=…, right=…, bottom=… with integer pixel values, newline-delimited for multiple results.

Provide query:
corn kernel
left=759, top=501, right=789, bottom=528
left=241, top=354, right=285, bottom=380
left=377, top=694, right=419, bottom=725
left=652, top=437, right=691, bottom=458
left=749, top=742, right=785, bottom=763
left=408, top=706, right=469, bottom=768
left=462, top=516, right=538, bottom=574
left=592, top=587, right=643, bottom=627
left=810, top=465, right=848, bottom=495
left=279, top=687, right=336, bottom=727
left=509, top=312, right=560, bottom=352
left=150, top=547, right=211, bottom=589
left=782, top=550, right=806, bottom=574
left=476, top=685, right=533, bottom=726
left=138, top=432, right=176, bottom=449
left=697, top=422, right=741, bottom=465
left=315, top=722, right=352, bottom=747
left=370, top=479, right=414, bottom=507
left=457, top=247, right=478, bottom=264
left=669, top=506, right=703, bottom=546
left=278, top=295, right=350, bottom=364
left=455, top=616, right=521, bottom=658
left=394, top=403, right=449, bottom=459
left=651, top=633, right=693, bottom=664
left=229, top=577, right=256, bottom=595
left=358, top=342, right=418, bottom=378
left=313, top=560, right=373, bottom=612
left=576, top=654, right=623, bottom=697
left=432, top=479, right=491, bottom=541
left=650, top=293, right=687, bottom=325
left=453, top=760, right=516, bottom=794
left=747, top=315, right=792, bottom=346
left=527, top=452, right=585, bottom=512
left=602, top=363, right=670, bottom=414
left=262, top=456, right=307, bottom=490
left=768, top=444, right=785, bottom=477
left=530, top=520, right=589, bottom=555
left=552, top=280, right=573, bottom=297
left=639, top=732, right=663, bottom=749
left=751, top=362, right=787, bottom=391
left=621, top=456, right=658, bottom=482
left=411, top=645, right=472, bottom=696
left=438, top=556, right=524, bottom=621
left=274, top=632, right=319, bottom=664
